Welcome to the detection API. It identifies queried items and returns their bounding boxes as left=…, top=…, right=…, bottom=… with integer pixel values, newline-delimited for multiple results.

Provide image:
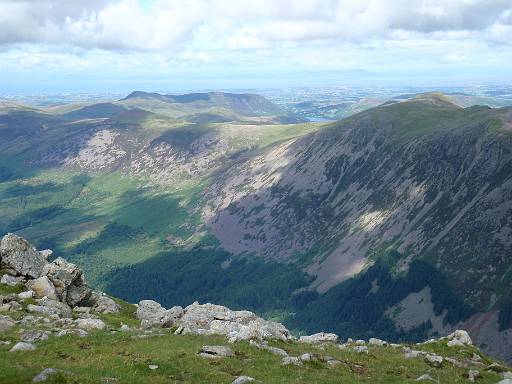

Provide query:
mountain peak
left=410, top=92, right=460, bottom=107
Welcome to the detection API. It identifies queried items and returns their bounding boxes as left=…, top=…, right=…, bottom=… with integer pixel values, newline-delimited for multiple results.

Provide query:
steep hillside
left=200, top=94, right=512, bottom=360
left=1, top=233, right=510, bottom=384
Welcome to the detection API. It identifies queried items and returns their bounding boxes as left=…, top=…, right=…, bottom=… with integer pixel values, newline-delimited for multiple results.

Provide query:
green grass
left=0, top=282, right=25, bottom=295
left=0, top=326, right=506, bottom=384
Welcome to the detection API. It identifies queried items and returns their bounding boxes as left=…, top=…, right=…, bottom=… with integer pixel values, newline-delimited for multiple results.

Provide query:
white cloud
left=226, top=28, right=266, bottom=50
left=181, top=50, right=213, bottom=63
left=0, top=0, right=510, bottom=51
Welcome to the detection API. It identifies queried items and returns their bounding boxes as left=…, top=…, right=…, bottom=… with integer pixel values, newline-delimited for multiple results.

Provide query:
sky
left=0, top=0, right=511, bottom=94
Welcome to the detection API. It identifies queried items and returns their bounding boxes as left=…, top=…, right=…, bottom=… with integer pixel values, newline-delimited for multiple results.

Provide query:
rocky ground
left=1, top=233, right=511, bottom=383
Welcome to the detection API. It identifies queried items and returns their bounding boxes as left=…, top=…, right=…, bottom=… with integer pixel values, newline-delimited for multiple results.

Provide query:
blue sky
left=0, top=0, right=511, bottom=94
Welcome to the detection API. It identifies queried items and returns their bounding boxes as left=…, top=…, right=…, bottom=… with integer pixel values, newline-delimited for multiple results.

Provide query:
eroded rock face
left=0, top=234, right=47, bottom=278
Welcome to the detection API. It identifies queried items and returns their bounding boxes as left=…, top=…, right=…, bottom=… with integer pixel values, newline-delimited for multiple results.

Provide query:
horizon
left=0, top=0, right=511, bottom=94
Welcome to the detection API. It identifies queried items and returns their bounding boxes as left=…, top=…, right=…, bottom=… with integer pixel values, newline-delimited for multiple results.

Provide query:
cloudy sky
left=0, top=0, right=511, bottom=93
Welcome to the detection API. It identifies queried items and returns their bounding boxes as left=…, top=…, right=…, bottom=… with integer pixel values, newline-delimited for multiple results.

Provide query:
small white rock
left=353, top=345, right=368, bottom=354
left=468, top=369, right=479, bottom=382
left=281, top=356, right=303, bottom=366
left=9, top=342, right=37, bottom=352
left=232, top=376, right=255, bottom=384
left=148, top=365, right=159, bottom=370
left=18, top=290, right=34, bottom=300
left=32, top=368, right=58, bottom=382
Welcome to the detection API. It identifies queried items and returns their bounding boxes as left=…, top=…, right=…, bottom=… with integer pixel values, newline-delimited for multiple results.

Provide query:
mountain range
left=0, top=91, right=511, bottom=363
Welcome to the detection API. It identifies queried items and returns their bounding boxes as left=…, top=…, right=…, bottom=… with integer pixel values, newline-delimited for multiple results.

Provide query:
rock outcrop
left=0, top=233, right=114, bottom=318
left=135, top=299, right=292, bottom=342
left=173, top=301, right=292, bottom=342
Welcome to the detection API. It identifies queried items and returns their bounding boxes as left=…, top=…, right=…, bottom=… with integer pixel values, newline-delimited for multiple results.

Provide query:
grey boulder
left=90, top=292, right=120, bottom=314
left=198, top=345, right=234, bottom=358
left=136, top=300, right=183, bottom=328
left=299, top=332, right=339, bottom=344
left=43, top=257, right=92, bottom=307
left=0, top=234, right=47, bottom=278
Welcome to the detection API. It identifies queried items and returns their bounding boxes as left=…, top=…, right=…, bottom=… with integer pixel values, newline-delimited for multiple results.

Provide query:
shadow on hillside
left=103, top=243, right=314, bottom=316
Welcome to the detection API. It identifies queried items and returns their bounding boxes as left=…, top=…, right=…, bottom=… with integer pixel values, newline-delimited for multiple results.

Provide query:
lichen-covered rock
left=43, top=257, right=92, bottom=307
left=353, top=345, right=369, bottom=354
left=299, top=332, right=338, bottom=344
left=425, top=353, right=443, bottom=367
left=56, top=328, right=88, bottom=338
left=0, top=234, right=47, bottom=278
left=136, top=300, right=183, bottom=328
left=136, top=300, right=166, bottom=327
left=369, top=338, right=387, bottom=346
left=18, top=290, right=34, bottom=300
left=20, top=329, right=50, bottom=343
left=468, top=369, right=480, bottom=382
left=281, top=356, right=303, bottom=366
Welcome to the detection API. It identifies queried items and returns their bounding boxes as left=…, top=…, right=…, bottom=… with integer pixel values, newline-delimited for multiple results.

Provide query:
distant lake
left=308, top=117, right=336, bottom=122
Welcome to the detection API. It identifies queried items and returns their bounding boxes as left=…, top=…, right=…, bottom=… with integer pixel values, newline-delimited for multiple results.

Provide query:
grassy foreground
left=0, top=332, right=507, bottom=383
left=0, top=289, right=509, bottom=384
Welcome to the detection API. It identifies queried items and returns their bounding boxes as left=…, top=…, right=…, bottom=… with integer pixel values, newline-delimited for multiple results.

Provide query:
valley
left=0, top=90, right=511, bottom=364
